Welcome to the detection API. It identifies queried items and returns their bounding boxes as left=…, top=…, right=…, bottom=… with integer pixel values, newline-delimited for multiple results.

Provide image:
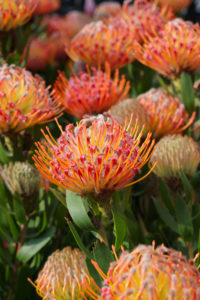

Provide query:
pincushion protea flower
left=67, top=21, right=135, bottom=70
left=25, top=37, right=56, bottom=71
left=86, top=244, right=200, bottom=299
left=150, top=134, right=200, bottom=179
left=159, top=0, right=191, bottom=12
left=111, top=88, right=195, bottom=139
left=31, top=247, right=92, bottom=300
left=33, top=115, right=155, bottom=198
left=42, top=12, right=92, bottom=40
left=0, top=0, right=36, bottom=31
left=134, top=18, right=200, bottom=79
left=33, top=0, right=60, bottom=15
left=111, top=98, right=151, bottom=137
left=0, top=64, right=62, bottom=135
left=53, top=63, right=130, bottom=119
left=110, top=0, right=174, bottom=43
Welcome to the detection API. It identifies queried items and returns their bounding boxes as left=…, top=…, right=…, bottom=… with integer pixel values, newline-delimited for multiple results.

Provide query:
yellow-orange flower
left=134, top=18, right=200, bottom=78
left=33, top=115, right=155, bottom=197
left=110, top=0, right=174, bottom=43
left=32, top=247, right=92, bottom=300
left=67, top=20, right=135, bottom=70
left=159, top=0, right=191, bottom=12
left=150, top=134, right=200, bottom=179
left=53, top=64, right=130, bottom=118
left=33, top=0, right=61, bottom=15
left=111, top=88, right=194, bottom=139
left=0, top=64, right=62, bottom=135
left=87, top=244, right=200, bottom=299
left=0, top=0, right=35, bottom=31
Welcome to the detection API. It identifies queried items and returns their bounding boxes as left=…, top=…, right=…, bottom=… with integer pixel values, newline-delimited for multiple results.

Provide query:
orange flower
left=0, top=0, right=35, bottom=31
left=42, top=11, right=92, bottom=40
left=0, top=64, right=62, bottom=135
left=87, top=244, right=200, bottom=299
left=111, top=88, right=194, bottom=139
left=53, top=63, right=130, bottom=118
left=150, top=134, right=200, bottom=179
left=31, top=247, right=92, bottom=300
left=134, top=18, right=200, bottom=78
left=25, top=37, right=56, bottom=71
left=159, top=0, right=191, bottom=12
left=110, top=0, right=174, bottom=43
left=67, top=20, right=135, bottom=70
left=33, top=115, right=155, bottom=198
left=33, top=0, right=60, bottom=15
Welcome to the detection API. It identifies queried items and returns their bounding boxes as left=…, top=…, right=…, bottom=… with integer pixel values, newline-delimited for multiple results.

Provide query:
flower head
left=87, top=244, right=200, bottom=299
left=67, top=20, right=135, bottom=70
left=0, top=161, right=40, bottom=198
left=150, top=134, right=200, bottom=179
left=111, top=98, right=150, bottom=137
left=134, top=19, right=200, bottom=78
left=33, top=0, right=60, bottom=15
left=43, top=12, right=92, bottom=40
left=0, top=64, right=62, bottom=135
left=32, top=247, right=92, bottom=300
left=159, top=0, right=191, bottom=12
left=110, top=0, right=174, bottom=43
left=0, top=0, right=35, bottom=31
left=33, top=115, right=155, bottom=198
left=53, top=63, right=130, bottom=118
left=0, top=162, right=40, bottom=214
left=25, top=37, right=56, bottom=71
left=111, top=88, right=194, bottom=139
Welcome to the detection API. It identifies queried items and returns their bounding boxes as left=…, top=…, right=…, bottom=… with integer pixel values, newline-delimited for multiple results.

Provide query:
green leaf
left=93, top=242, right=113, bottom=274
left=179, top=171, right=193, bottom=203
left=13, top=194, right=26, bottom=225
left=0, top=141, right=9, bottom=163
left=67, top=220, right=92, bottom=259
left=7, top=212, right=20, bottom=239
left=174, top=197, right=193, bottom=241
left=152, top=197, right=179, bottom=234
left=157, top=76, right=171, bottom=94
left=17, top=227, right=55, bottom=263
left=66, top=190, right=96, bottom=231
left=158, top=179, right=174, bottom=212
left=50, top=188, right=67, bottom=207
left=112, top=202, right=126, bottom=251
left=180, top=72, right=195, bottom=113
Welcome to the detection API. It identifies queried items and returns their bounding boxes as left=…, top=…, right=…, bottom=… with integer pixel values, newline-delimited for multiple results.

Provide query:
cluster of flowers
left=0, top=0, right=199, bottom=299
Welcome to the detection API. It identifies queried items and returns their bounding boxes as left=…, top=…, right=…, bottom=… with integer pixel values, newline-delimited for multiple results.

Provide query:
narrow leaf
left=67, top=220, right=92, bottom=259
left=50, top=188, right=66, bottom=207
left=152, top=197, right=179, bottom=234
left=179, top=171, right=193, bottom=203
left=158, top=179, right=174, bottom=212
left=180, top=72, right=195, bottom=113
left=13, top=194, right=26, bottom=225
left=7, top=213, right=20, bottom=239
left=174, top=197, right=193, bottom=241
left=112, top=202, right=126, bottom=251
